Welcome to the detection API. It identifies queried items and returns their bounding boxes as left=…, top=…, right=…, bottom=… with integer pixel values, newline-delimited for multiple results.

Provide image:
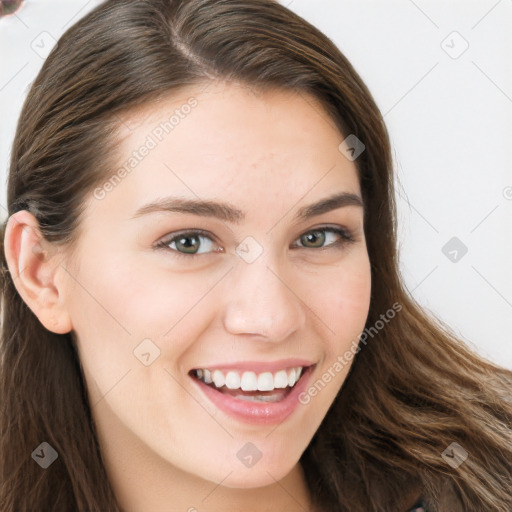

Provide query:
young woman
left=1, top=1, right=511, bottom=511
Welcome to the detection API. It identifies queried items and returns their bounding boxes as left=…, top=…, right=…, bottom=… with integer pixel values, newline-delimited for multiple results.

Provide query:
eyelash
left=154, top=226, right=356, bottom=259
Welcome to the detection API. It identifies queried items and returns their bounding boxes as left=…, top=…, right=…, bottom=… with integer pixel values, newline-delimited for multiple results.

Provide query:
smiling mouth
left=189, top=366, right=310, bottom=403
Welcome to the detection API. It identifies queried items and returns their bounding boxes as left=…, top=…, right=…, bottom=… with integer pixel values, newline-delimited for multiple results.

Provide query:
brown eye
left=174, top=234, right=202, bottom=254
left=296, top=227, right=354, bottom=249
left=156, top=230, right=220, bottom=256
left=300, top=230, right=326, bottom=248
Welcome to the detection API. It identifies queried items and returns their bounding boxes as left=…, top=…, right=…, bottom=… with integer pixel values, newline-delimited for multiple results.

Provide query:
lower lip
left=191, top=367, right=314, bottom=425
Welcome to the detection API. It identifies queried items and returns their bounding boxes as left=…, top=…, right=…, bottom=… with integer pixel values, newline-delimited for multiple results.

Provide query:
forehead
left=93, top=81, right=361, bottom=221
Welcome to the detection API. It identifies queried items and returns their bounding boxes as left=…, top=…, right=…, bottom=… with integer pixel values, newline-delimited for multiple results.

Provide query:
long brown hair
left=1, top=1, right=511, bottom=510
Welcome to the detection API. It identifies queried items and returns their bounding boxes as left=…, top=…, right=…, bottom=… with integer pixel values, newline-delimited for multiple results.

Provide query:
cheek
left=295, top=257, right=371, bottom=416
left=305, top=254, right=371, bottom=343
left=66, top=256, right=228, bottom=396
left=69, top=252, right=211, bottom=336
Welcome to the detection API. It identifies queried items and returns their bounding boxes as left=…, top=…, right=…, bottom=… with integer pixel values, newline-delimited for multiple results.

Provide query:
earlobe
left=3, top=210, right=73, bottom=334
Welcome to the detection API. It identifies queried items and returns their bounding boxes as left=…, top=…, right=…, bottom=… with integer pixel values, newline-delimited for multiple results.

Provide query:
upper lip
left=190, top=358, right=315, bottom=374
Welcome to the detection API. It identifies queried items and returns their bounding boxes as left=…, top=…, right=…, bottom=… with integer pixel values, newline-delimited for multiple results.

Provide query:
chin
left=219, top=465, right=296, bottom=489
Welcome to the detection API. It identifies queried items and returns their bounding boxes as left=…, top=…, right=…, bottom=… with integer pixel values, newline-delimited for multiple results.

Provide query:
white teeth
left=194, top=366, right=305, bottom=391
left=257, top=372, right=274, bottom=391
left=212, top=370, right=225, bottom=388
left=225, top=371, right=241, bottom=389
left=240, top=371, right=258, bottom=391
left=273, top=370, right=289, bottom=389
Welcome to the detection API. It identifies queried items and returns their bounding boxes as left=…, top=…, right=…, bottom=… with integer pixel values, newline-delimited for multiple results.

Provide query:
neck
left=93, top=397, right=314, bottom=512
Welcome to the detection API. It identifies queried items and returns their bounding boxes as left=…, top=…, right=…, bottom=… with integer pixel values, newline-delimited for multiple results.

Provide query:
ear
left=3, top=210, right=73, bottom=334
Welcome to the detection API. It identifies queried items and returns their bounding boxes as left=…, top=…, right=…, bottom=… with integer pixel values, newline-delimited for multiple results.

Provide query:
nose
left=221, top=254, right=306, bottom=342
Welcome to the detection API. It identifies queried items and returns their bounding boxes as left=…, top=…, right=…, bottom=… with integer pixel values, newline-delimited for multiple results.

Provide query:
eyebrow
left=131, top=191, right=363, bottom=224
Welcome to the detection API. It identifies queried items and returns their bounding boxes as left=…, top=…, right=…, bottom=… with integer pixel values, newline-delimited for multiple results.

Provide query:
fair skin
left=4, top=81, right=371, bottom=512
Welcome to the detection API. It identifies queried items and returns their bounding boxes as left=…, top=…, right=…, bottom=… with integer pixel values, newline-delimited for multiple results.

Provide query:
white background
left=1, top=0, right=511, bottom=368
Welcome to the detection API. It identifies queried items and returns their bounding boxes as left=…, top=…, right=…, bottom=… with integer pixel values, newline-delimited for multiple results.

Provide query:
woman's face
left=60, top=81, right=371, bottom=489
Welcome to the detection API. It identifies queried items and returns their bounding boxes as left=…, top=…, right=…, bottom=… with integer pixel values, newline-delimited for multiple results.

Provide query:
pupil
left=304, top=231, right=324, bottom=247
left=178, top=235, right=199, bottom=253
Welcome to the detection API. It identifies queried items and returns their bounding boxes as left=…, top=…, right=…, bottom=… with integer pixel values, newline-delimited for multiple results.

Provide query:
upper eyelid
left=159, top=229, right=219, bottom=246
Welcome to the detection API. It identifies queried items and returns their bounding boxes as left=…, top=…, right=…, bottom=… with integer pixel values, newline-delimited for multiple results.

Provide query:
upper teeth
left=195, top=367, right=304, bottom=391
